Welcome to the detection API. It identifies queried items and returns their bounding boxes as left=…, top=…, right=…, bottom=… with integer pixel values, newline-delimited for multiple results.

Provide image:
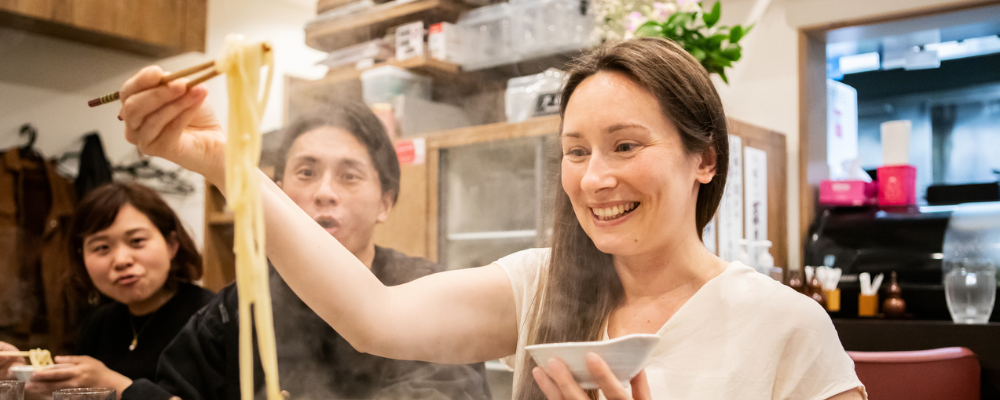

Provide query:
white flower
left=677, top=0, right=701, bottom=13
left=650, top=2, right=676, bottom=22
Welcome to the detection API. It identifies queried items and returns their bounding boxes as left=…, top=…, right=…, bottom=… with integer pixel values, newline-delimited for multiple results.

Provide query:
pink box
left=877, top=165, right=917, bottom=206
left=820, top=180, right=878, bottom=206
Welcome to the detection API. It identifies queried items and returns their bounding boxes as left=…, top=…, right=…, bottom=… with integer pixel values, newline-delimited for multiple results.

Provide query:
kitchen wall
left=713, top=0, right=983, bottom=270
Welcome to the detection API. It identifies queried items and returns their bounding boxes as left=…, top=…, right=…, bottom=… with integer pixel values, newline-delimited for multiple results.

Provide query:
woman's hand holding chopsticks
left=120, top=66, right=227, bottom=187
left=0, top=341, right=27, bottom=379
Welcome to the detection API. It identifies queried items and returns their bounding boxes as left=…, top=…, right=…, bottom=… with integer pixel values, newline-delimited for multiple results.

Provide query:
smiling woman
left=114, top=36, right=864, bottom=400
left=9, top=182, right=215, bottom=398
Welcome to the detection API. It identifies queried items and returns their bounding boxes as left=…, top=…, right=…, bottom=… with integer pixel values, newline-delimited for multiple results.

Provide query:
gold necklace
left=128, top=312, right=156, bottom=351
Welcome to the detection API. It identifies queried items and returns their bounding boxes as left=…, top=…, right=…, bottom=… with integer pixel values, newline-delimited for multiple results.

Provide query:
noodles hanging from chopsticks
left=215, top=34, right=280, bottom=400
left=28, top=349, right=53, bottom=367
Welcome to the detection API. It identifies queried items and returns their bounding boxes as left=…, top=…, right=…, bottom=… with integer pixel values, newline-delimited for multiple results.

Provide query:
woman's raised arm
left=120, top=67, right=520, bottom=363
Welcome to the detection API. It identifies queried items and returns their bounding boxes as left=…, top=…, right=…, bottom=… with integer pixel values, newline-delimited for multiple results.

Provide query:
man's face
left=277, top=127, right=392, bottom=256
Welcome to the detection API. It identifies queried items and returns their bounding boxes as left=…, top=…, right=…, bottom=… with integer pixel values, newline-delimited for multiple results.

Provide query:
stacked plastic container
left=457, top=0, right=593, bottom=71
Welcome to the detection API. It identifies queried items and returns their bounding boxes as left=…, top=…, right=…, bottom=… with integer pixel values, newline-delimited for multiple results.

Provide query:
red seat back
left=849, top=347, right=980, bottom=400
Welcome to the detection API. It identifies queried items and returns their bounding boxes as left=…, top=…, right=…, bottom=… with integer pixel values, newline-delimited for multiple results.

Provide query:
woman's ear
left=696, top=146, right=718, bottom=184
left=167, top=231, right=180, bottom=260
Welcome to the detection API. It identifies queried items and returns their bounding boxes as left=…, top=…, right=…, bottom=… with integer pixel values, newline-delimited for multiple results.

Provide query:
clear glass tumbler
left=0, top=380, right=25, bottom=400
left=52, top=388, right=115, bottom=400
left=942, top=202, right=1000, bottom=324
left=944, top=260, right=997, bottom=324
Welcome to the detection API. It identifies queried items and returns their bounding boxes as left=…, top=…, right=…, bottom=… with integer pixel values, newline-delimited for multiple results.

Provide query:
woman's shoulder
left=715, top=262, right=833, bottom=329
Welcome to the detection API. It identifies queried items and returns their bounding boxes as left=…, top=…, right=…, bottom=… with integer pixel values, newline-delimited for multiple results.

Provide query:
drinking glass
left=944, top=260, right=997, bottom=324
left=0, top=381, right=24, bottom=400
left=52, top=388, right=115, bottom=400
left=942, top=202, right=1000, bottom=324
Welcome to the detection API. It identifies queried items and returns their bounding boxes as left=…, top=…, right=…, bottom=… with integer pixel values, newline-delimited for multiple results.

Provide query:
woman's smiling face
left=560, top=71, right=715, bottom=256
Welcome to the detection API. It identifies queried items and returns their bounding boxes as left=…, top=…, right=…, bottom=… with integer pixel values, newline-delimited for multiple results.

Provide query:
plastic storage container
left=456, top=3, right=514, bottom=70
left=505, top=68, right=566, bottom=123
left=359, top=65, right=432, bottom=105
left=318, top=38, right=394, bottom=70
left=510, top=0, right=593, bottom=59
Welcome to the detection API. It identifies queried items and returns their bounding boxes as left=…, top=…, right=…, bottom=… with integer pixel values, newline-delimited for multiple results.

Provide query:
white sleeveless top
left=495, top=248, right=866, bottom=400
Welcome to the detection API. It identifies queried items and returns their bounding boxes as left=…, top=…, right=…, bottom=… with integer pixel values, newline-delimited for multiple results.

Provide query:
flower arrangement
left=592, top=0, right=752, bottom=83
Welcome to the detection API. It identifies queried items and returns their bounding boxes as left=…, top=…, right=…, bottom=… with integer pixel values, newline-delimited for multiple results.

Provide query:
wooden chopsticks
left=0, top=351, right=30, bottom=357
left=87, top=60, right=219, bottom=107
left=87, top=43, right=270, bottom=108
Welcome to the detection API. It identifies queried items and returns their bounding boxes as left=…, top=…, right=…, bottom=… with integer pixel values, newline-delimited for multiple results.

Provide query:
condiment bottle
left=882, top=271, right=906, bottom=318
left=787, top=269, right=804, bottom=293
left=808, top=270, right=826, bottom=308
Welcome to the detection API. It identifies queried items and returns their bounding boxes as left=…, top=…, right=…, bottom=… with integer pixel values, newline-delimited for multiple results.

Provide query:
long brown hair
left=67, top=182, right=203, bottom=301
left=515, top=37, right=730, bottom=399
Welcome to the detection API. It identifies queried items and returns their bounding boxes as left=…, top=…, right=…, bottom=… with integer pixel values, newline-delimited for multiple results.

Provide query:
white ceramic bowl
left=11, top=365, right=55, bottom=383
left=526, top=333, right=660, bottom=390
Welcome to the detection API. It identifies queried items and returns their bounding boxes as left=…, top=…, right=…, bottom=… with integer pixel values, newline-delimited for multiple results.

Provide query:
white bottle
left=756, top=240, right=774, bottom=275
left=737, top=239, right=754, bottom=271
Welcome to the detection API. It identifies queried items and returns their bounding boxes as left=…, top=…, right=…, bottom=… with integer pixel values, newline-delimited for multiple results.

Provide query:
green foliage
left=633, top=1, right=752, bottom=84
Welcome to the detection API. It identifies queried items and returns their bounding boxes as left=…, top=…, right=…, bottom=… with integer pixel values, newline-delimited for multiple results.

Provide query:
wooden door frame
left=796, top=0, right=1000, bottom=253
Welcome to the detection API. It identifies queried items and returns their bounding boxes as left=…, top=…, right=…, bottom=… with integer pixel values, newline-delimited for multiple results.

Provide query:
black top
left=123, top=246, right=492, bottom=400
left=78, top=283, right=215, bottom=381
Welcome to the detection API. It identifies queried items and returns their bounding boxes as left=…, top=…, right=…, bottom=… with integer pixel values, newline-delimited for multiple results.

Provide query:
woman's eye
left=565, top=148, right=587, bottom=157
left=616, top=143, right=639, bottom=152
left=90, top=245, right=109, bottom=254
left=344, top=173, right=358, bottom=181
left=296, top=169, right=313, bottom=178
left=130, top=238, right=146, bottom=247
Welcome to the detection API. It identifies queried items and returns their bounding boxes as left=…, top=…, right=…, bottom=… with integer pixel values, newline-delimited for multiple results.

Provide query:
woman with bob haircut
left=2, top=182, right=213, bottom=398
left=116, top=37, right=865, bottom=399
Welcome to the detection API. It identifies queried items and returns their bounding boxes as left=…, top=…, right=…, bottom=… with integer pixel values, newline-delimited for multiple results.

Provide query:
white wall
left=712, top=0, right=980, bottom=270
left=0, top=0, right=326, bottom=247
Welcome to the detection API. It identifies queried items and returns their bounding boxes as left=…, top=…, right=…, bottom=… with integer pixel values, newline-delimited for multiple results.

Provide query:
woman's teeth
left=592, top=203, right=639, bottom=221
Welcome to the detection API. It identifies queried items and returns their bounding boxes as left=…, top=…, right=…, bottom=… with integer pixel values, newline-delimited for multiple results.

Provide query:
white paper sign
left=717, top=135, right=743, bottom=262
left=744, top=146, right=768, bottom=242
left=827, top=79, right=858, bottom=178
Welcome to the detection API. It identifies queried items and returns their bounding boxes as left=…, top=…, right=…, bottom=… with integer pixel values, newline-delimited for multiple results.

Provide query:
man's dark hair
left=274, top=100, right=400, bottom=204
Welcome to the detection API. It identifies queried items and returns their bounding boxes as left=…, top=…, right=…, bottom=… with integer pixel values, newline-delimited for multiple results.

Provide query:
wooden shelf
left=206, top=211, right=234, bottom=225
left=323, top=55, right=462, bottom=85
left=415, top=115, right=562, bottom=148
left=317, top=0, right=357, bottom=14
left=0, top=0, right=205, bottom=57
left=305, top=0, right=468, bottom=52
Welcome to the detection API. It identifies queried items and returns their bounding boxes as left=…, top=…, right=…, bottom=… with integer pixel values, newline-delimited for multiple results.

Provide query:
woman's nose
left=580, top=152, right=618, bottom=193
left=112, top=246, right=134, bottom=270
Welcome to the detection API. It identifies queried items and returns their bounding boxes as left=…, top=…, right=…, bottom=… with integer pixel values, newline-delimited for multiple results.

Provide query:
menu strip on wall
left=718, top=135, right=743, bottom=262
